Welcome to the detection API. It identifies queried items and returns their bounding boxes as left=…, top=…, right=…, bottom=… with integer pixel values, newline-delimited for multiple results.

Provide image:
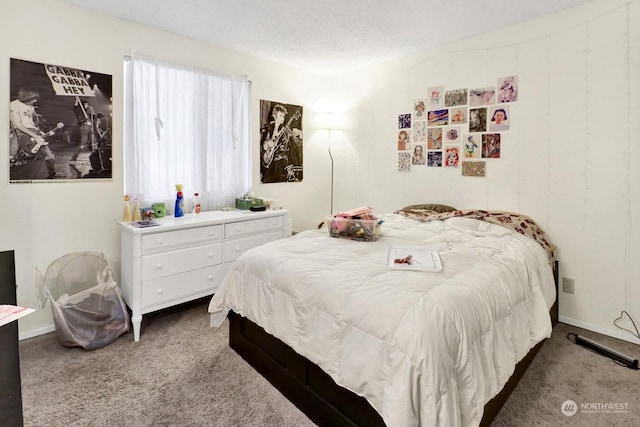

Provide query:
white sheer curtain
left=124, top=53, right=251, bottom=212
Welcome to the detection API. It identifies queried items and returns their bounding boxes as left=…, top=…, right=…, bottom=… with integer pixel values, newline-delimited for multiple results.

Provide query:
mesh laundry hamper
left=36, top=252, right=129, bottom=350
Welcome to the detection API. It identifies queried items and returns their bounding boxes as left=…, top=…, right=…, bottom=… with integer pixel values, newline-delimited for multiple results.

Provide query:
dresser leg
left=132, top=315, right=142, bottom=342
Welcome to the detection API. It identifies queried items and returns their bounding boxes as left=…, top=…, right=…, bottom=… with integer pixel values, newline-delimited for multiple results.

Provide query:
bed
left=208, top=208, right=558, bottom=426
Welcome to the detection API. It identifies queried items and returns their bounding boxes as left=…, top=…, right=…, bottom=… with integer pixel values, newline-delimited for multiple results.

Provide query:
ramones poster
left=259, top=100, right=303, bottom=183
left=9, top=58, right=113, bottom=182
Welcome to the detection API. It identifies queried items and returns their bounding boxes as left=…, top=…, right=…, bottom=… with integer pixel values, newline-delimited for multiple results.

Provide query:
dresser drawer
left=141, top=225, right=223, bottom=253
left=223, top=231, right=284, bottom=263
left=141, top=243, right=222, bottom=280
left=141, top=265, right=225, bottom=308
left=225, top=216, right=284, bottom=238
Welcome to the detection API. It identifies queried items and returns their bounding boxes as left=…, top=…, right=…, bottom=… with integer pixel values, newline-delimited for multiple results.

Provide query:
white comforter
left=208, top=214, right=556, bottom=426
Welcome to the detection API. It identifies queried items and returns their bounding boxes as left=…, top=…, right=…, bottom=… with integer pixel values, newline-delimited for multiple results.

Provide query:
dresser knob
left=207, top=275, right=214, bottom=280
left=235, top=247, right=240, bottom=252
left=235, top=227, right=242, bottom=232
left=156, top=263, right=163, bottom=269
left=156, top=238, right=163, bottom=245
left=208, top=252, right=213, bottom=257
left=156, top=288, right=163, bottom=294
left=208, top=231, right=214, bottom=236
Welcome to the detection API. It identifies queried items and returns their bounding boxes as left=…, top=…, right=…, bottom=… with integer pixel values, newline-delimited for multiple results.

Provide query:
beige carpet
left=493, top=320, right=640, bottom=426
left=19, top=298, right=640, bottom=426
left=20, top=299, right=314, bottom=427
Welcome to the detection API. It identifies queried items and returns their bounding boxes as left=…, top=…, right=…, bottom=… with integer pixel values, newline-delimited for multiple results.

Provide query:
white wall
left=333, top=0, right=640, bottom=343
left=0, top=0, right=331, bottom=338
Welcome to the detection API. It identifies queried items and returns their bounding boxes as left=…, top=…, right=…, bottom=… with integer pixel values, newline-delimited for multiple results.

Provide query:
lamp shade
left=319, top=112, right=344, bottom=131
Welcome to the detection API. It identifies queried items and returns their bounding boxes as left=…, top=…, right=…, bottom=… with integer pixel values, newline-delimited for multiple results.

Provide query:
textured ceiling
left=53, top=0, right=596, bottom=73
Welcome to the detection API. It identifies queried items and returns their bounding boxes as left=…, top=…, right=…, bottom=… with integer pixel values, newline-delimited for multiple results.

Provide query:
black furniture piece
left=0, top=250, right=23, bottom=427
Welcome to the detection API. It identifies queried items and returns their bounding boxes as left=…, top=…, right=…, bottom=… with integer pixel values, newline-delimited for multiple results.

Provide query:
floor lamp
left=323, top=111, right=344, bottom=215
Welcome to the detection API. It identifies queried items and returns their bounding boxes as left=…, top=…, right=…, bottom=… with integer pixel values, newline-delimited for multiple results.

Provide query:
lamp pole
left=328, top=129, right=334, bottom=214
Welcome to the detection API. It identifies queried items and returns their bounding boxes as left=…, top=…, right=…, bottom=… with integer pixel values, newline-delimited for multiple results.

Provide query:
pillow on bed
left=397, top=203, right=457, bottom=214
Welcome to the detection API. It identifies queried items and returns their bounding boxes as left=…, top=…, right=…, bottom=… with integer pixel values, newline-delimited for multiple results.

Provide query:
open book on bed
left=386, top=246, right=442, bottom=272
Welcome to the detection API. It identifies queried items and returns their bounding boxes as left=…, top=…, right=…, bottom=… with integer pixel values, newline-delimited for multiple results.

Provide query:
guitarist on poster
left=9, top=87, right=62, bottom=179
left=260, top=103, right=302, bottom=183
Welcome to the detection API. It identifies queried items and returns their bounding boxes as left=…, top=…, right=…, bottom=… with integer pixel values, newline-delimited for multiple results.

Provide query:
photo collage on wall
left=396, top=75, right=517, bottom=176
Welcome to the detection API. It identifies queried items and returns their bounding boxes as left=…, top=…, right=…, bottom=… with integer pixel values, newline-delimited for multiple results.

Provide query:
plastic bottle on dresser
left=123, top=195, right=132, bottom=221
left=132, top=196, right=142, bottom=221
left=192, top=192, right=201, bottom=217
left=174, top=184, right=185, bottom=217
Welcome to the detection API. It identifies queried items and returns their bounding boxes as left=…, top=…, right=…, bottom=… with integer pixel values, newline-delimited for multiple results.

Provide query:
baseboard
left=559, top=315, right=640, bottom=346
left=19, top=324, right=55, bottom=341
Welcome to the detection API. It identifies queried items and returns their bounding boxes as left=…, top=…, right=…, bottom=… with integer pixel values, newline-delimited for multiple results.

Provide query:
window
left=124, top=53, right=251, bottom=212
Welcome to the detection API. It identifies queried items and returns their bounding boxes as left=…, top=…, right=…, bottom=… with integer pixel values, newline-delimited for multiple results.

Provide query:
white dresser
left=119, top=209, right=289, bottom=341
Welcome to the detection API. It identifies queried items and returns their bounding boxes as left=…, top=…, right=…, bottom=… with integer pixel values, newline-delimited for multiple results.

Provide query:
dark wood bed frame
left=228, top=261, right=559, bottom=426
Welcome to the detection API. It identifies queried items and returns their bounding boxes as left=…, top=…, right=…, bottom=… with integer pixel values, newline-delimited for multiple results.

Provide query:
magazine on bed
left=386, top=246, right=443, bottom=272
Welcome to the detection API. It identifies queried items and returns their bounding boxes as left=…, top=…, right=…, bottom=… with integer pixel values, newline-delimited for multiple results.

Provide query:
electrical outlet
left=562, top=277, right=575, bottom=294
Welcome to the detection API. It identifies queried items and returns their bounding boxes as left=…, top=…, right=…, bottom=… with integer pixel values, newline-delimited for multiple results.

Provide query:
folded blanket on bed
left=395, top=209, right=556, bottom=268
